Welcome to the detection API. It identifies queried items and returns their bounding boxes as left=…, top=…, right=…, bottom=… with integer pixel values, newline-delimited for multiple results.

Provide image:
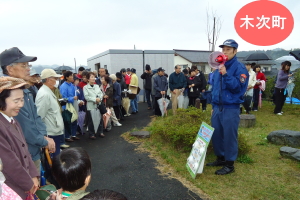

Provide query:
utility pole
left=74, top=58, right=77, bottom=72
left=212, top=17, right=216, bottom=51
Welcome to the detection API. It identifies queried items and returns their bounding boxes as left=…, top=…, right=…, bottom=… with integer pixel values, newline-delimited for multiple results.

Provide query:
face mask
left=54, top=80, right=59, bottom=88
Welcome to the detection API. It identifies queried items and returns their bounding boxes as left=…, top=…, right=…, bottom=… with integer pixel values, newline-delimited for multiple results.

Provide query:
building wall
left=174, top=55, right=192, bottom=69
left=144, top=51, right=174, bottom=76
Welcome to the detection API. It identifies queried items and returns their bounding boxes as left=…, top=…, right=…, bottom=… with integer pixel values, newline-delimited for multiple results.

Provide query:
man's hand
left=45, top=137, right=55, bottom=153
left=96, top=98, right=101, bottom=103
left=104, top=95, right=108, bottom=99
left=172, top=90, right=176, bottom=94
left=73, top=96, right=78, bottom=100
left=211, top=109, right=214, bottom=116
left=78, top=101, right=84, bottom=106
left=219, top=64, right=227, bottom=75
left=160, top=91, right=166, bottom=95
left=202, top=89, right=205, bottom=93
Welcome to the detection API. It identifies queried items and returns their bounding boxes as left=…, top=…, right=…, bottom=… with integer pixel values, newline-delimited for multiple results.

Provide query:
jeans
left=145, top=89, right=152, bottom=108
left=65, top=120, right=77, bottom=139
left=49, top=134, right=64, bottom=157
left=242, top=95, right=253, bottom=113
left=130, top=96, right=138, bottom=112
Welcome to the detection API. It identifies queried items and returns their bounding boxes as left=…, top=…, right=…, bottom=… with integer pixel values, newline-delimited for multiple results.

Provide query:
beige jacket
left=36, top=85, right=64, bottom=136
left=83, top=84, right=104, bottom=111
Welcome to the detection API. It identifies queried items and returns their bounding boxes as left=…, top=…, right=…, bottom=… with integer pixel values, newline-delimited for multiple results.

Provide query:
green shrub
left=148, top=107, right=252, bottom=156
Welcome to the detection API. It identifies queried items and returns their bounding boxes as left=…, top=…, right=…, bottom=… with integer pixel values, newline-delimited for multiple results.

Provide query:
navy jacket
left=153, top=75, right=168, bottom=98
left=169, top=72, right=187, bottom=91
left=211, top=56, right=249, bottom=109
left=112, top=82, right=122, bottom=106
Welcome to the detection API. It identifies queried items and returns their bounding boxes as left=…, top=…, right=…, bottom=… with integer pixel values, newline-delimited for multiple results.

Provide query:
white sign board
left=186, top=122, right=214, bottom=179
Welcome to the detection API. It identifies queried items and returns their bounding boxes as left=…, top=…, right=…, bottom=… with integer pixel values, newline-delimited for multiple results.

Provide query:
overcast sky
left=0, top=0, right=298, bottom=67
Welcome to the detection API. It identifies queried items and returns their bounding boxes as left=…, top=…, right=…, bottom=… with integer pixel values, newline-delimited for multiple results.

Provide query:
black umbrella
left=289, top=50, right=300, bottom=61
left=55, top=65, right=74, bottom=71
left=243, top=52, right=273, bottom=61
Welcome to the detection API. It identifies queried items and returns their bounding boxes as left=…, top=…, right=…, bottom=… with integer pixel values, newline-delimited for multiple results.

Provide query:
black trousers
left=252, top=88, right=260, bottom=110
left=274, top=88, right=287, bottom=114
left=113, top=105, right=121, bottom=120
left=189, top=97, right=197, bottom=107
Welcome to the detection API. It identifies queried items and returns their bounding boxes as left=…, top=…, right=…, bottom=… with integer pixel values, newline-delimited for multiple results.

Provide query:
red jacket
left=78, top=81, right=87, bottom=89
left=254, top=72, right=266, bottom=89
left=125, top=74, right=131, bottom=85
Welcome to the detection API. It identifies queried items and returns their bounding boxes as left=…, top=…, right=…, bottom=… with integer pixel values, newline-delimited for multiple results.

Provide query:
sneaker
left=281, top=111, right=284, bottom=114
left=65, top=138, right=74, bottom=142
left=276, top=113, right=283, bottom=115
left=72, top=136, right=80, bottom=140
left=215, top=166, right=235, bottom=175
left=253, top=110, right=258, bottom=111
left=99, top=133, right=105, bottom=138
left=113, top=122, right=122, bottom=127
left=206, top=159, right=226, bottom=166
left=60, top=144, right=70, bottom=148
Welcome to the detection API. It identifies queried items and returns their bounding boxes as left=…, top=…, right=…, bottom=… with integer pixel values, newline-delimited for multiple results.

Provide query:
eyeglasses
left=17, top=63, right=31, bottom=69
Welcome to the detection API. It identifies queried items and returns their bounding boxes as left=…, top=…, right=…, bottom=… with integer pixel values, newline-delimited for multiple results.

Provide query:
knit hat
left=130, top=68, right=136, bottom=73
left=145, top=64, right=151, bottom=71
left=0, top=76, right=29, bottom=93
left=109, top=74, right=117, bottom=81
left=116, top=72, right=122, bottom=79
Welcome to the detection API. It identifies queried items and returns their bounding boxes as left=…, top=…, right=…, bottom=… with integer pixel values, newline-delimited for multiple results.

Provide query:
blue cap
left=219, top=39, right=238, bottom=48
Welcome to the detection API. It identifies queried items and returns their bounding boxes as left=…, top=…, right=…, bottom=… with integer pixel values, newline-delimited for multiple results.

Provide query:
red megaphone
left=215, top=55, right=228, bottom=63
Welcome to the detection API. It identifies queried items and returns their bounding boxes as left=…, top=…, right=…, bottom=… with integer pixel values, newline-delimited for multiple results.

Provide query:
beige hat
left=109, top=74, right=116, bottom=81
left=0, top=77, right=29, bottom=93
left=40, top=69, right=62, bottom=79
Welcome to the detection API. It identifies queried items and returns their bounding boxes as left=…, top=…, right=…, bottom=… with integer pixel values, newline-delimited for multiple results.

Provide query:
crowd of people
left=0, top=43, right=295, bottom=199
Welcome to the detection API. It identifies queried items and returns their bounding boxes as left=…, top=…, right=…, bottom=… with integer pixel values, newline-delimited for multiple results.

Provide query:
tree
left=206, top=7, right=222, bottom=51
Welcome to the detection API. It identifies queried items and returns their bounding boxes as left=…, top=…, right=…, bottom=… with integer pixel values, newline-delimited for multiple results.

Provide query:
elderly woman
left=100, top=75, right=122, bottom=127
left=83, top=72, right=104, bottom=139
left=0, top=77, right=39, bottom=199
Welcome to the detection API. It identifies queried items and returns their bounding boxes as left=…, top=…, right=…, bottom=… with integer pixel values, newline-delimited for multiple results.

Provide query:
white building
left=87, top=49, right=174, bottom=101
left=174, top=49, right=212, bottom=74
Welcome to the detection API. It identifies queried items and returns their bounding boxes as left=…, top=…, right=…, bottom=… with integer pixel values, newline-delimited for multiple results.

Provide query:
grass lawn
left=123, top=101, right=300, bottom=200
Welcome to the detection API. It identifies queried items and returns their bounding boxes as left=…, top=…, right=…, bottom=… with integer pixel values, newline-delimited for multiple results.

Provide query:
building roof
left=237, top=57, right=277, bottom=65
left=174, top=49, right=212, bottom=63
left=88, top=49, right=174, bottom=62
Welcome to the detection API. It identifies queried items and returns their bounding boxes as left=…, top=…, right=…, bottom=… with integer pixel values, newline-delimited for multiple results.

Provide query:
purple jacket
left=275, top=70, right=289, bottom=89
left=0, top=114, right=39, bottom=199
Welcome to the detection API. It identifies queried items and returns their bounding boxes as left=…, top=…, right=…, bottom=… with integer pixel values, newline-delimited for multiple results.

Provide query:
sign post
left=186, top=122, right=214, bottom=179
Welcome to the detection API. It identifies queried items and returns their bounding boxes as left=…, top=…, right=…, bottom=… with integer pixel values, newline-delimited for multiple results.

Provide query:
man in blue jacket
left=169, top=65, right=187, bottom=115
left=206, top=39, right=249, bottom=175
left=0, top=47, right=55, bottom=173
left=60, top=71, right=80, bottom=142
left=153, top=67, right=168, bottom=116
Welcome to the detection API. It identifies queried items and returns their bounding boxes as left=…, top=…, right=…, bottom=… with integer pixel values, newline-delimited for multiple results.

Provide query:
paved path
left=68, top=102, right=202, bottom=200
